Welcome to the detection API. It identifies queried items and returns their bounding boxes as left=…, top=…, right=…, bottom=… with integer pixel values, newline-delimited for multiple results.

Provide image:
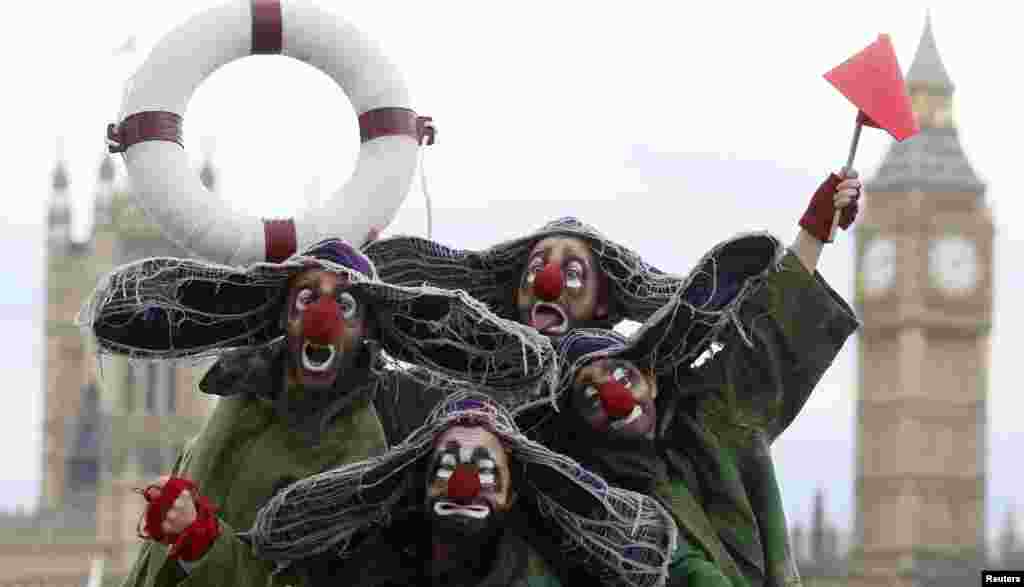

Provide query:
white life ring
left=107, top=0, right=434, bottom=265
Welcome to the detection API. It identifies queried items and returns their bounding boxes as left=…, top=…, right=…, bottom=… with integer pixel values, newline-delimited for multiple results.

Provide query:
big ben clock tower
left=850, top=14, right=993, bottom=587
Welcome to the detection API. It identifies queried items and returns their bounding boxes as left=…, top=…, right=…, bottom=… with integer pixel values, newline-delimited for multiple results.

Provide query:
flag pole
left=827, top=114, right=864, bottom=242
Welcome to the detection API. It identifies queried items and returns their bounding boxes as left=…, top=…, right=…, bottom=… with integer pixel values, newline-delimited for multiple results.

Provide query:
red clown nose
left=302, top=297, right=344, bottom=343
left=447, top=464, right=481, bottom=501
left=599, top=381, right=637, bottom=419
left=533, top=263, right=563, bottom=301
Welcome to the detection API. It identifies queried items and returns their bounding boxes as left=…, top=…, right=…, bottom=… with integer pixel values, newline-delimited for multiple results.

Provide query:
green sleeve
left=115, top=522, right=274, bottom=587
left=176, top=519, right=275, bottom=587
left=667, top=538, right=735, bottom=587
left=116, top=541, right=156, bottom=587
left=115, top=446, right=199, bottom=587
left=695, top=250, right=859, bottom=442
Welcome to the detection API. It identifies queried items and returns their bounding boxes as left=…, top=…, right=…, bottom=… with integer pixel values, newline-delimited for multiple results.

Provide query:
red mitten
left=168, top=492, right=221, bottom=561
left=799, top=173, right=860, bottom=243
left=137, top=477, right=221, bottom=562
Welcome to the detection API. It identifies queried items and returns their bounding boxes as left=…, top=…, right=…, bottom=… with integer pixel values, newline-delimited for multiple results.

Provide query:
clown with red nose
left=514, top=226, right=861, bottom=586
left=248, top=392, right=678, bottom=587
left=82, top=239, right=556, bottom=583
left=285, top=268, right=366, bottom=390
left=366, top=164, right=861, bottom=341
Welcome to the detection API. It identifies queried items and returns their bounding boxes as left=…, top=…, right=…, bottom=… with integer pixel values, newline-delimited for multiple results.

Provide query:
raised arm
left=792, top=168, right=862, bottom=273
left=694, top=248, right=859, bottom=443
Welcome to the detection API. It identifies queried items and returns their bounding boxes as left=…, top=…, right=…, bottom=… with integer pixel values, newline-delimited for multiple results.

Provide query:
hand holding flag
left=823, top=34, right=920, bottom=241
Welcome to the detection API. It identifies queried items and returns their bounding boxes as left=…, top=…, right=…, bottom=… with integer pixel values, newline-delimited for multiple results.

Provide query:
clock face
left=862, top=237, right=896, bottom=295
left=929, top=236, right=978, bottom=295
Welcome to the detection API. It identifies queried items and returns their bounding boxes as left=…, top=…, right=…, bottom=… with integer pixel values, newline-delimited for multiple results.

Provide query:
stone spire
left=812, top=487, right=826, bottom=564
left=1000, top=507, right=1020, bottom=565
left=866, top=12, right=984, bottom=197
left=199, top=136, right=217, bottom=191
left=48, top=139, right=71, bottom=248
left=95, top=155, right=116, bottom=227
left=906, top=11, right=954, bottom=95
left=51, top=160, right=69, bottom=192
left=199, top=160, right=216, bottom=191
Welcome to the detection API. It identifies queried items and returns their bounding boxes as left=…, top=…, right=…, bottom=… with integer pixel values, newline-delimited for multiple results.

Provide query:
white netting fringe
left=76, top=247, right=561, bottom=410
left=249, top=391, right=677, bottom=587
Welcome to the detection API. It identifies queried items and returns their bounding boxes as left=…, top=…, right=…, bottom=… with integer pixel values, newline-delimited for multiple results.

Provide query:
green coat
left=117, top=387, right=389, bottom=587
left=117, top=360, right=563, bottom=587
left=528, top=251, right=858, bottom=587
left=655, top=251, right=858, bottom=587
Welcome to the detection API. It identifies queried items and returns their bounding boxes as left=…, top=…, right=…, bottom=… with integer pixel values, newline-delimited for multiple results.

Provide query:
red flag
left=825, top=34, right=919, bottom=141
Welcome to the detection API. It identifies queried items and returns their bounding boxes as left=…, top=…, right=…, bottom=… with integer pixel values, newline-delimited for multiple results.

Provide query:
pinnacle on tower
left=95, top=155, right=116, bottom=227
left=98, top=155, right=115, bottom=184
left=51, top=160, right=69, bottom=192
left=906, top=11, right=954, bottom=95
left=199, top=136, right=217, bottom=191
left=1000, top=507, right=1020, bottom=564
left=199, top=160, right=216, bottom=191
left=48, top=141, right=71, bottom=238
left=812, top=487, right=826, bottom=564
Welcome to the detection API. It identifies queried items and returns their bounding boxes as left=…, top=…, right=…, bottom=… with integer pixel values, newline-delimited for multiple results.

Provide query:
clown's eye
left=565, top=261, right=584, bottom=289
left=337, top=292, right=357, bottom=320
left=525, top=258, right=544, bottom=285
left=612, top=366, right=631, bottom=387
left=295, top=289, right=315, bottom=312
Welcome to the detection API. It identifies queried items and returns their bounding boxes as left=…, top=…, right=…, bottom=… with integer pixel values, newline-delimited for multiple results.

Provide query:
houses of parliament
left=0, top=149, right=219, bottom=586
left=0, top=14, right=1022, bottom=587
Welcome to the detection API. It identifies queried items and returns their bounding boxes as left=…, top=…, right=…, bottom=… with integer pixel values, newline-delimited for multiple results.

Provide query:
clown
left=80, top=239, right=556, bottom=587
left=361, top=169, right=861, bottom=338
left=247, top=392, right=679, bottom=587
left=208, top=167, right=860, bottom=447
left=514, top=225, right=860, bottom=586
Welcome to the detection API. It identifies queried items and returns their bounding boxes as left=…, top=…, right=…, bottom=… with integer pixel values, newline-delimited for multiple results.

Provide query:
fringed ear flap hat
left=79, top=238, right=559, bottom=408
left=247, top=390, right=680, bottom=587
left=364, top=216, right=691, bottom=327
left=514, top=231, right=783, bottom=419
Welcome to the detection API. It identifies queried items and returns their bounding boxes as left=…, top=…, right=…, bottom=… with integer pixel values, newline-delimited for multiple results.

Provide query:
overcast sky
left=1, top=0, right=1021, bottom=547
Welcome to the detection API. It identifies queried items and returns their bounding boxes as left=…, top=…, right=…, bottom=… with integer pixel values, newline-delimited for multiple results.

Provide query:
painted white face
left=426, top=426, right=513, bottom=516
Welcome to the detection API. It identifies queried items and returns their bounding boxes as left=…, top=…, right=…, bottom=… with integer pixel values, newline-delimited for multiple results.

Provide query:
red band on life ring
left=107, top=111, right=183, bottom=153
left=359, top=108, right=436, bottom=145
left=251, top=0, right=283, bottom=55
left=264, top=218, right=298, bottom=262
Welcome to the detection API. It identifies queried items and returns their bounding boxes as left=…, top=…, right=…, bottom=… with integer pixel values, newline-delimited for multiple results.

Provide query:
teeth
left=609, top=405, right=643, bottom=431
left=301, top=342, right=336, bottom=372
left=434, top=501, right=490, bottom=519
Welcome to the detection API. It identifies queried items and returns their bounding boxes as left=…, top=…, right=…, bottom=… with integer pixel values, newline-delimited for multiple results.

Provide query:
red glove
left=137, top=477, right=221, bottom=562
left=799, top=173, right=860, bottom=243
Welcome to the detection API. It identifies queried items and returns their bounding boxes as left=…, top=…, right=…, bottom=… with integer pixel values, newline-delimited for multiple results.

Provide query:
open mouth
left=434, top=501, right=490, bottom=520
left=529, top=303, right=568, bottom=335
left=609, top=405, right=644, bottom=431
left=301, top=342, right=337, bottom=372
